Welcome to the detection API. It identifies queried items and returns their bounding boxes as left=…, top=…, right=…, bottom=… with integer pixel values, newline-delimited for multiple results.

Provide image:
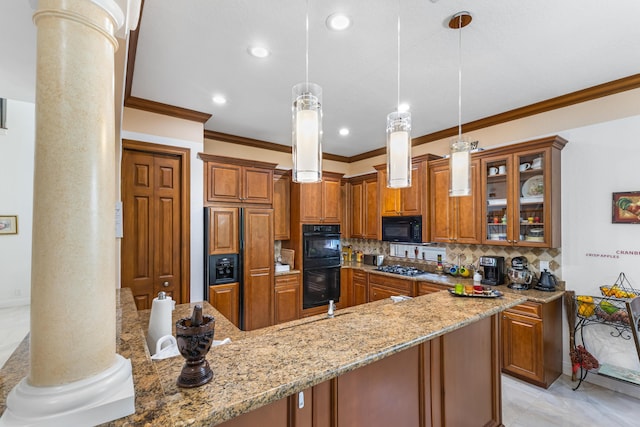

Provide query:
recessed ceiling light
left=398, top=103, right=410, bottom=113
left=212, top=95, right=227, bottom=105
left=339, top=128, right=350, bottom=136
left=326, top=13, right=351, bottom=31
left=247, top=46, right=270, bottom=58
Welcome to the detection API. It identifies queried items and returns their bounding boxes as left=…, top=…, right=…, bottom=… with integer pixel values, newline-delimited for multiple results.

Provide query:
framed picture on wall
left=0, top=215, right=18, bottom=234
left=612, top=192, right=640, bottom=224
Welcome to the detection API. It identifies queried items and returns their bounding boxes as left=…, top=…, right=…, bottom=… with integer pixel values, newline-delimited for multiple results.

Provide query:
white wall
left=0, top=100, right=34, bottom=307
left=121, top=130, right=205, bottom=303
left=560, top=115, right=640, bottom=396
left=561, top=116, right=640, bottom=289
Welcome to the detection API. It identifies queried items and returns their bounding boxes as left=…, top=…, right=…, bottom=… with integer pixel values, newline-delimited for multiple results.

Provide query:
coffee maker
left=479, top=256, right=505, bottom=286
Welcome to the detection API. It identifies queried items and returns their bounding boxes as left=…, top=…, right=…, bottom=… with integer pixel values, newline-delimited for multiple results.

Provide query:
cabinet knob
left=162, top=281, right=169, bottom=287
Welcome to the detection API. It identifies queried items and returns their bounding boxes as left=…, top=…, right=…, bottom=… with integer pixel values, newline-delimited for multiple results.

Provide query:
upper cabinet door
left=208, top=206, right=239, bottom=255
left=399, top=165, right=422, bottom=215
left=363, top=178, right=379, bottom=239
left=206, top=162, right=242, bottom=203
left=273, top=170, right=291, bottom=240
left=243, top=167, right=273, bottom=204
left=299, top=181, right=323, bottom=222
left=480, top=136, right=566, bottom=248
left=322, top=178, right=342, bottom=223
left=200, top=154, right=277, bottom=206
left=429, top=159, right=481, bottom=245
left=294, top=173, right=344, bottom=224
left=377, top=162, right=425, bottom=217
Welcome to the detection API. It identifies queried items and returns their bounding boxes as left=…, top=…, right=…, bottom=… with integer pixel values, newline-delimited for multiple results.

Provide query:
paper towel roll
left=146, top=292, right=175, bottom=355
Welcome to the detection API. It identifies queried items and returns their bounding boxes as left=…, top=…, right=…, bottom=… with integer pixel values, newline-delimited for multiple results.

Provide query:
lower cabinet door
left=337, top=346, right=420, bottom=426
left=369, top=284, right=399, bottom=302
left=417, top=282, right=448, bottom=295
left=274, top=282, right=301, bottom=324
left=501, top=310, right=544, bottom=383
left=209, top=283, right=239, bottom=327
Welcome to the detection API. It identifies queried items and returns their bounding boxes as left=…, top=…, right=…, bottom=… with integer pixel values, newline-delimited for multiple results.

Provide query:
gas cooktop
left=375, top=265, right=427, bottom=277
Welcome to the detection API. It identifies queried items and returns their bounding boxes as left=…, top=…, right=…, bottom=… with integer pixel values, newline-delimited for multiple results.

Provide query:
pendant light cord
left=397, top=0, right=401, bottom=111
left=457, top=16, right=463, bottom=139
left=305, top=0, right=309, bottom=88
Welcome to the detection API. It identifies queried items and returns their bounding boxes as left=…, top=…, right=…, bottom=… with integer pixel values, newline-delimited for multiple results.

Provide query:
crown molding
left=124, top=96, right=212, bottom=123
left=411, top=73, right=640, bottom=148
left=203, top=130, right=350, bottom=163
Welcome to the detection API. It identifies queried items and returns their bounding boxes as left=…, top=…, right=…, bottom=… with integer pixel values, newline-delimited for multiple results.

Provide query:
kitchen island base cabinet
left=218, top=315, right=502, bottom=427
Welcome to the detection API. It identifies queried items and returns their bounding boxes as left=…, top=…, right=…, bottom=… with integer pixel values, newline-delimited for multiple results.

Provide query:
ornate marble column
left=0, top=0, right=140, bottom=425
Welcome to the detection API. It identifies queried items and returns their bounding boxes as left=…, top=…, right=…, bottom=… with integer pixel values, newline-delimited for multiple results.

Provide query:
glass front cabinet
left=480, top=136, right=567, bottom=248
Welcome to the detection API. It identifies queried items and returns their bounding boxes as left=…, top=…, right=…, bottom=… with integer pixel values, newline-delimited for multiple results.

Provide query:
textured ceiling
left=3, top=1, right=640, bottom=157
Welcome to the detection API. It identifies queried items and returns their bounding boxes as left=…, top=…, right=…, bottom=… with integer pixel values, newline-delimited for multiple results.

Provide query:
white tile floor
left=1, top=304, right=639, bottom=425
left=0, top=304, right=30, bottom=367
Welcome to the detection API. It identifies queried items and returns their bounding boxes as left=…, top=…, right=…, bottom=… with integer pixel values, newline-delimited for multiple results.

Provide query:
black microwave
left=382, top=216, right=422, bottom=243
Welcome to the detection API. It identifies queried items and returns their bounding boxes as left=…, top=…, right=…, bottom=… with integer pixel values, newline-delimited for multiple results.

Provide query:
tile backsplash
left=340, top=238, right=562, bottom=278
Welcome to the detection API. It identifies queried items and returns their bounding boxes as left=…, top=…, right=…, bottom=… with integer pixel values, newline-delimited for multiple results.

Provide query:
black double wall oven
left=302, top=224, right=341, bottom=309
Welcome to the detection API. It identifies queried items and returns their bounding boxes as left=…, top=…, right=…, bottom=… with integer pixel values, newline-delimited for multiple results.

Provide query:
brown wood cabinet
left=501, top=298, right=562, bottom=388
left=207, top=206, right=239, bottom=255
left=274, top=273, right=301, bottom=325
left=429, top=158, right=482, bottom=244
left=243, top=208, right=275, bottom=331
left=349, top=173, right=378, bottom=239
left=352, top=270, right=368, bottom=306
left=340, top=268, right=352, bottom=308
left=292, top=172, right=344, bottom=224
left=480, top=136, right=567, bottom=248
left=200, top=154, right=276, bottom=205
left=376, top=163, right=423, bottom=217
left=273, top=170, right=291, bottom=240
left=218, top=315, right=502, bottom=427
left=368, top=272, right=415, bottom=301
left=208, top=283, right=240, bottom=327
left=417, top=282, right=449, bottom=296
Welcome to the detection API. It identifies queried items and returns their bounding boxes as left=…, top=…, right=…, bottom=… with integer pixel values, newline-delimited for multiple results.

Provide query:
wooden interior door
left=121, top=144, right=187, bottom=310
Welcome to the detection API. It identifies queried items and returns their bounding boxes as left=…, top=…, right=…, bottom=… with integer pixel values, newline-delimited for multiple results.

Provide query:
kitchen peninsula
left=0, top=288, right=527, bottom=426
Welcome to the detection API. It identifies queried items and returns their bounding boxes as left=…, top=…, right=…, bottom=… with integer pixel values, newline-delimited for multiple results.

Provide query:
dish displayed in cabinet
left=522, top=175, right=544, bottom=197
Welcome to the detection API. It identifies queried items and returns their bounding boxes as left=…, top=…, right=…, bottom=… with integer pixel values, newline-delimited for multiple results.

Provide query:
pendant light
left=386, top=1, right=411, bottom=189
left=292, top=0, right=322, bottom=183
left=449, top=11, right=472, bottom=197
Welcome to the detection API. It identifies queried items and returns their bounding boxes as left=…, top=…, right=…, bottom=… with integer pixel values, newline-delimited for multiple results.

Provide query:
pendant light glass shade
left=449, top=11, right=473, bottom=197
left=386, top=111, right=412, bottom=188
left=292, top=82, right=322, bottom=183
left=449, top=137, right=471, bottom=196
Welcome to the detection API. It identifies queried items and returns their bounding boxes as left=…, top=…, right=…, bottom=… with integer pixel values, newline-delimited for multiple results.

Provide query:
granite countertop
left=341, top=261, right=564, bottom=304
left=274, top=269, right=301, bottom=277
left=138, top=289, right=527, bottom=426
left=2, top=288, right=527, bottom=426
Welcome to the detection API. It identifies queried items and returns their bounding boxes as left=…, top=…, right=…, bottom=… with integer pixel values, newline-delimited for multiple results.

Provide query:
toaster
left=363, top=254, right=384, bottom=266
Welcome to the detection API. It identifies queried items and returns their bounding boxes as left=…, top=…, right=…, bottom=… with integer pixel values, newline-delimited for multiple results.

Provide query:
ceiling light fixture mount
left=449, top=11, right=473, bottom=197
left=448, top=11, right=472, bottom=29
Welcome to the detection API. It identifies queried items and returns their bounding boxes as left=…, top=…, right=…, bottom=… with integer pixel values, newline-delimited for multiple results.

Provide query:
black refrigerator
left=204, top=206, right=274, bottom=331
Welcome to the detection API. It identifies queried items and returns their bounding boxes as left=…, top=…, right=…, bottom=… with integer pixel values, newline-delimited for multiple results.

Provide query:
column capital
left=90, top=0, right=141, bottom=37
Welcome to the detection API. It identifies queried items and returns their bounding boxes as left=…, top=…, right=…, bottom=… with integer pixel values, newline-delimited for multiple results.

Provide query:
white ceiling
left=3, top=1, right=640, bottom=157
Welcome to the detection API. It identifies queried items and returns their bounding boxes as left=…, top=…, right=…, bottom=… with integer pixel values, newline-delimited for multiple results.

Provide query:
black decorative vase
left=176, top=305, right=215, bottom=388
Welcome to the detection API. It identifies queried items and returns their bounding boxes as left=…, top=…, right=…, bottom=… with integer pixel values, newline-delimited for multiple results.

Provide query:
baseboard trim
left=562, top=361, right=640, bottom=399
left=0, top=298, right=30, bottom=309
